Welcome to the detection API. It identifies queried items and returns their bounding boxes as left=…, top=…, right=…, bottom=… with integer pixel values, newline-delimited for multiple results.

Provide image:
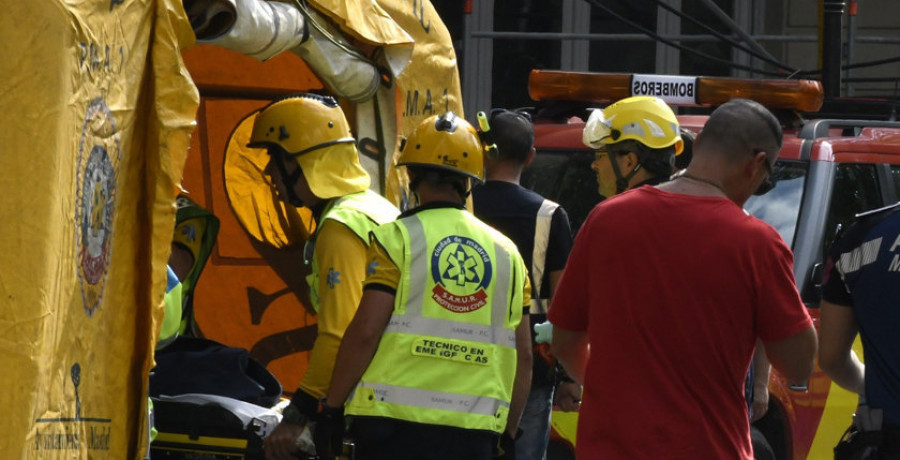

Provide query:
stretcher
left=150, top=394, right=281, bottom=459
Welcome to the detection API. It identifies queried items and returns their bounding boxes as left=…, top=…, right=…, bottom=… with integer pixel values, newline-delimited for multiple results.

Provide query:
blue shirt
left=823, top=203, right=900, bottom=427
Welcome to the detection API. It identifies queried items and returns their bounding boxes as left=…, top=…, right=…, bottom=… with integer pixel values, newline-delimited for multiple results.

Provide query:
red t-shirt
left=548, top=186, right=812, bottom=459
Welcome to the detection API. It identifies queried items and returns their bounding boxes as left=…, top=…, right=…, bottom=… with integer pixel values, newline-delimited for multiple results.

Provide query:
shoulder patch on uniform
left=431, top=236, right=492, bottom=313
left=326, top=267, right=341, bottom=289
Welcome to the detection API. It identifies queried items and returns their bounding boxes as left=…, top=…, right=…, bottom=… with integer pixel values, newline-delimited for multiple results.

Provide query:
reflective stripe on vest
left=352, top=382, right=509, bottom=418
left=529, top=199, right=559, bottom=315
left=384, top=315, right=516, bottom=348
left=403, top=215, right=427, bottom=316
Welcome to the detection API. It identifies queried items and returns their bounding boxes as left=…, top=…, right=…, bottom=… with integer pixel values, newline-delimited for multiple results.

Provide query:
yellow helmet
left=247, top=93, right=355, bottom=156
left=583, top=96, right=684, bottom=155
left=247, top=93, right=370, bottom=199
left=398, top=112, right=485, bottom=182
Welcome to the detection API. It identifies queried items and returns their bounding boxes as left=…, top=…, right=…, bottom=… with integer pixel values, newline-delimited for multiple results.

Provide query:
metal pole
left=656, top=0, right=682, bottom=75
left=822, top=0, right=845, bottom=98
left=845, top=1, right=858, bottom=96
left=461, top=0, right=494, bottom=118
left=560, top=0, right=591, bottom=71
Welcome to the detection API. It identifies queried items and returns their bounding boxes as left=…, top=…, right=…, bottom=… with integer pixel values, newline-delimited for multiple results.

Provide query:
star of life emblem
left=430, top=236, right=493, bottom=313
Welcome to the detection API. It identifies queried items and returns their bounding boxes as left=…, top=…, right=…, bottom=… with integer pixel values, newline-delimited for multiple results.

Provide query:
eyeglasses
left=594, top=147, right=609, bottom=161
left=753, top=149, right=776, bottom=196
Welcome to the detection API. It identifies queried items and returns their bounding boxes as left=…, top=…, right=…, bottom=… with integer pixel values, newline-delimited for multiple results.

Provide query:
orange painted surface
left=183, top=44, right=322, bottom=95
left=179, top=45, right=324, bottom=392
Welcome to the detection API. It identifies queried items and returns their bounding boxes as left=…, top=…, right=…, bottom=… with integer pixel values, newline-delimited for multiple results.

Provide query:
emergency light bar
left=529, top=70, right=824, bottom=112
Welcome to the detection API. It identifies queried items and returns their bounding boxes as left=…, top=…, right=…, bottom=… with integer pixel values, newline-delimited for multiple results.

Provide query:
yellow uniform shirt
left=297, top=219, right=369, bottom=398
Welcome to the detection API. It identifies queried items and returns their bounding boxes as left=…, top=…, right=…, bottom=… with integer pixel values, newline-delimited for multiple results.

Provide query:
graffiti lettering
left=79, top=42, right=125, bottom=76
left=422, top=89, right=434, bottom=115
left=403, top=88, right=451, bottom=117
left=412, top=0, right=431, bottom=33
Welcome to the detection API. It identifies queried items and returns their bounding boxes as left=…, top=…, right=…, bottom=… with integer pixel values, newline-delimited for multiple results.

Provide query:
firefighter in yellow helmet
left=583, top=96, right=685, bottom=197
left=253, top=94, right=399, bottom=460
left=313, top=112, right=533, bottom=460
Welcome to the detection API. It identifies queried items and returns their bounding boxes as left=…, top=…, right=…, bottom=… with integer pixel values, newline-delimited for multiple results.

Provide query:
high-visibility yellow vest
left=307, top=190, right=399, bottom=312
left=346, top=207, right=525, bottom=434
left=157, top=266, right=183, bottom=349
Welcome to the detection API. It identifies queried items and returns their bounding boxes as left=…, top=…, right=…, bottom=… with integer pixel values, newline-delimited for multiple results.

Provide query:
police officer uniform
left=823, top=202, right=900, bottom=456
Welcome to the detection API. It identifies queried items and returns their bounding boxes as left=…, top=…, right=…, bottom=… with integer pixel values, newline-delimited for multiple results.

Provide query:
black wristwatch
left=281, top=403, right=309, bottom=426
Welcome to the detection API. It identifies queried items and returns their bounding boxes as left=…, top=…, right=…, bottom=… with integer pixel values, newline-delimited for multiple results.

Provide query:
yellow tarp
left=376, top=0, right=465, bottom=205
left=0, top=1, right=199, bottom=458
left=308, top=0, right=464, bottom=205
left=307, top=0, right=414, bottom=47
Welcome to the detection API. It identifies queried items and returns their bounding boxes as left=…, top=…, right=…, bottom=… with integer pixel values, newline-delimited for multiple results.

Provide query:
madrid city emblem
left=431, top=236, right=493, bottom=313
left=75, top=98, right=121, bottom=316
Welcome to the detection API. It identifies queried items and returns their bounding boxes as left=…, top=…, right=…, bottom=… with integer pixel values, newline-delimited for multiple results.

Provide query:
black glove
left=313, top=401, right=345, bottom=460
left=290, top=389, right=321, bottom=419
left=281, top=389, right=320, bottom=427
left=493, top=429, right=520, bottom=459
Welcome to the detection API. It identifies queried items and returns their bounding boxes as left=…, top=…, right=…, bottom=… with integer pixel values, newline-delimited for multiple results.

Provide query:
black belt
left=852, top=429, right=900, bottom=448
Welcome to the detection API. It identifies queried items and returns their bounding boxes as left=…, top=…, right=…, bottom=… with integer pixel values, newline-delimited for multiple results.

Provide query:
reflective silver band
left=356, top=382, right=509, bottom=417
left=384, top=315, right=516, bottom=348
left=405, top=215, right=428, bottom=317
left=528, top=299, right=549, bottom=315
left=529, top=199, right=558, bottom=315
left=492, top=241, right=511, bottom=329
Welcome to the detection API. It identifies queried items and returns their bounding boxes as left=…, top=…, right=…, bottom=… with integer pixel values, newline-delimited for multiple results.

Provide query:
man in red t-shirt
left=549, top=98, right=817, bottom=459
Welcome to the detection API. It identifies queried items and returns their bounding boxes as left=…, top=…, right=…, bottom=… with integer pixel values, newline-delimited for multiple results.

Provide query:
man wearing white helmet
left=251, top=94, right=400, bottom=460
left=582, top=96, right=685, bottom=197
left=586, top=97, right=770, bottom=425
left=549, top=98, right=816, bottom=459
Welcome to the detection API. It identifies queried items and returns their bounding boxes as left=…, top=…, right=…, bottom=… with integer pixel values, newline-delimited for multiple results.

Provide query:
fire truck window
left=745, top=160, right=807, bottom=247
left=891, top=165, right=900, bottom=201
left=824, top=164, right=883, bottom=253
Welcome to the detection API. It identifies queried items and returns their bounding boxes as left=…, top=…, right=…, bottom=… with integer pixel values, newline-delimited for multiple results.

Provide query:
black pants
left=349, top=416, right=495, bottom=460
left=835, top=425, right=900, bottom=460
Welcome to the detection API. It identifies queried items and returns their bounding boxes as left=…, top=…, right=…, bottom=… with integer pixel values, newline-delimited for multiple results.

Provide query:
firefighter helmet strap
left=272, top=151, right=305, bottom=207
left=607, top=152, right=642, bottom=195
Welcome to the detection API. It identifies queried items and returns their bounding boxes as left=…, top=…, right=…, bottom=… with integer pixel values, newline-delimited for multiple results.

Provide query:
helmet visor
left=583, top=109, right=616, bottom=149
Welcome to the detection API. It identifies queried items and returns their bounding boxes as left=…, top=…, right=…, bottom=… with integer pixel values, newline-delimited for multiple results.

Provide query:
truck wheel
left=752, top=426, right=776, bottom=460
